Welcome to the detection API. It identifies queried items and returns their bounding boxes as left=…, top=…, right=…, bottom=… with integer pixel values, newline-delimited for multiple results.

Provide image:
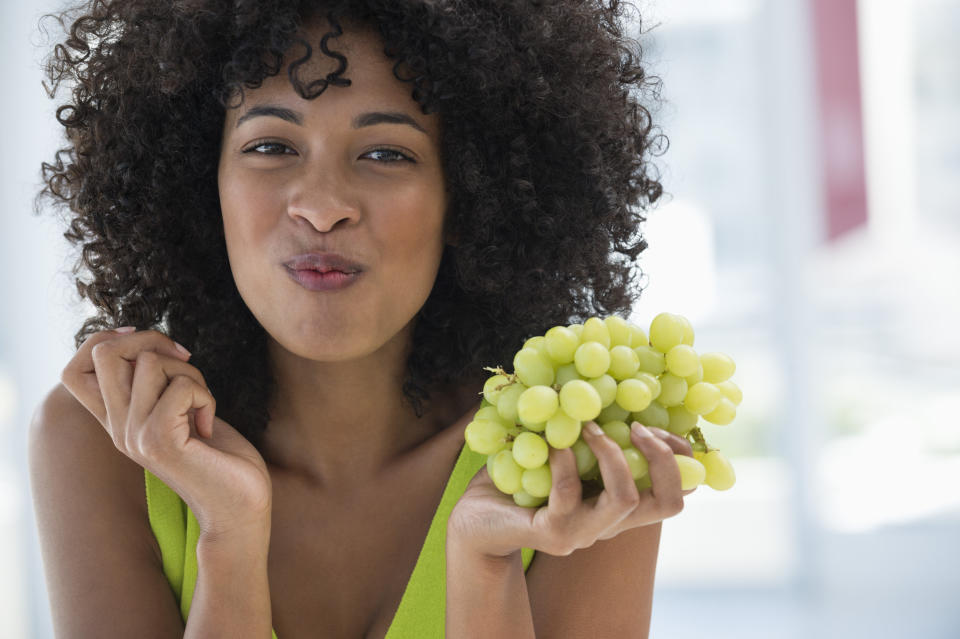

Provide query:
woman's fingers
left=629, top=423, right=686, bottom=516
left=545, top=445, right=581, bottom=518
left=64, top=328, right=191, bottom=425
left=147, top=375, right=217, bottom=454
left=128, top=350, right=216, bottom=439
left=90, top=339, right=208, bottom=451
left=584, top=421, right=640, bottom=535
left=644, top=425, right=694, bottom=457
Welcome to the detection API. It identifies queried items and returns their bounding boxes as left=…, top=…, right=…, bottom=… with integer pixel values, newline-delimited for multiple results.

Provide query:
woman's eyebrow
left=235, top=104, right=428, bottom=136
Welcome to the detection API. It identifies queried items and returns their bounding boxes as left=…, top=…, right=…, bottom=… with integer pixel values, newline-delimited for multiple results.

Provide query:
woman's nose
left=286, top=167, right=361, bottom=232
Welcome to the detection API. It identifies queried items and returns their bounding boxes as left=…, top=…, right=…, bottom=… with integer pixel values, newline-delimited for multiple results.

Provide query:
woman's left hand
left=448, top=420, right=695, bottom=559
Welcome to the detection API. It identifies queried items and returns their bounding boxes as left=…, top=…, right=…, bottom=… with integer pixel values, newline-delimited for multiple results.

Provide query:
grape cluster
left=464, top=313, right=742, bottom=507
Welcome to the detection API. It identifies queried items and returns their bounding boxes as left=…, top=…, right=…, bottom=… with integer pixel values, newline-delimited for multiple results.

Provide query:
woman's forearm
left=185, top=527, right=273, bottom=639
left=445, top=532, right=536, bottom=639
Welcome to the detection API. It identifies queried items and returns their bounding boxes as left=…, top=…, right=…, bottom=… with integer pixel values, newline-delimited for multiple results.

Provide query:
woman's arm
left=187, top=529, right=273, bottom=639
left=29, top=383, right=186, bottom=638
left=29, top=383, right=275, bottom=639
left=445, top=522, right=660, bottom=639
left=445, top=534, right=536, bottom=639
left=446, top=421, right=689, bottom=639
left=524, top=523, right=661, bottom=638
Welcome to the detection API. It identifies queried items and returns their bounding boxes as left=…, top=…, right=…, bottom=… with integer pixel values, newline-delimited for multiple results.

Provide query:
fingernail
left=115, top=326, right=136, bottom=333
left=586, top=422, right=603, bottom=436
left=174, top=341, right=191, bottom=357
left=631, top=422, right=652, bottom=437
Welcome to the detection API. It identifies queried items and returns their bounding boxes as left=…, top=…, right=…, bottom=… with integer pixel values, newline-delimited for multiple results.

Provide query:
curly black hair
left=36, top=0, right=668, bottom=450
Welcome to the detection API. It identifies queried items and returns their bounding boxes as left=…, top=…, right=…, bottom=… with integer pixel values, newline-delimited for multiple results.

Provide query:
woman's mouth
left=284, top=266, right=362, bottom=292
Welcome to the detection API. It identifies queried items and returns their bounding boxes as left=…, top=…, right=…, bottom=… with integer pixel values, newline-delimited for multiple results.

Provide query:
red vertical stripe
left=811, top=0, right=868, bottom=241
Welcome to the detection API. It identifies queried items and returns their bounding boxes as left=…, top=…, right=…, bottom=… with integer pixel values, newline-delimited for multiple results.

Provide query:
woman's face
left=217, top=20, right=448, bottom=363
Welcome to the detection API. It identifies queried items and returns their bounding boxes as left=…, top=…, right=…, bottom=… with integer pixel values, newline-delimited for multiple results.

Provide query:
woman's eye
left=242, top=141, right=293, bottom=155
left=364, top=148, right=414, bottom=163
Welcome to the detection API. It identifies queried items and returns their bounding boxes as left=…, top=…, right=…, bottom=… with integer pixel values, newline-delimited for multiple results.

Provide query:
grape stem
left=688, top=426, right=713, bottom=452
left=481, top=366, right=520, bottom=390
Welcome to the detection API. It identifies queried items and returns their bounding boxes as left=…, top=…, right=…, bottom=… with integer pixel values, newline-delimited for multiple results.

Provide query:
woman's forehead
left=223, top=24, right=439, bottom=133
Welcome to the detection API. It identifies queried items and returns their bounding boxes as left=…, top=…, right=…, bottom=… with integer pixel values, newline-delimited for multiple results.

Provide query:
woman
left=29, top=0, right=692, bottom=637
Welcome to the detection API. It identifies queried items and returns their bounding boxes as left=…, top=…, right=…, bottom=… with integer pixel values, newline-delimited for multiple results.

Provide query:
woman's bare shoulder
left=29, top=382, right=151, bottom=523
left=29, top=383, right=183, bottom=637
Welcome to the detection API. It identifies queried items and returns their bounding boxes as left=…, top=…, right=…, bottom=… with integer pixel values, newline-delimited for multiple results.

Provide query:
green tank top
left=144, top=440, right=535, bottom=638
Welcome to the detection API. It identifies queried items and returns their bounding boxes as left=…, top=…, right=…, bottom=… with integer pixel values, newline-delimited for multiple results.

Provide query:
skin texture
left=217, top=18, right=453, bottom=485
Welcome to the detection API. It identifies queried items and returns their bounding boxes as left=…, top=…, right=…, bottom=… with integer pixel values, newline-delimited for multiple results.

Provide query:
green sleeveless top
left=144, top=440, right=535, bottom=638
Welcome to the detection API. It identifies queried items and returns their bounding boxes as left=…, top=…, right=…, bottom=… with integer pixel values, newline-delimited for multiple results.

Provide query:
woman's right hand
left=60, top=327, right=273, bottom=540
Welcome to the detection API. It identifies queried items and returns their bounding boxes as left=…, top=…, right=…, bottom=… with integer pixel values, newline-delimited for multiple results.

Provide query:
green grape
left=677, top=314, right=695, bottom=346
left=491, top=449, right=524, bottom=494
left=649, top=312, right=685, bottom=353
left=684, top=382, right=722, bottom=415
left=517, top=385, right=560, bottom=425
left=703, top=397, right=737, bottom=425
left=604, top=315, right=633, bottom=347
left=558, top=379, right=603, bottom=421
left=601, top=420, right=632, bottom=449
left=568, top=323, right=584, bottom=338
left=523, top=335, right=552, bottom=362
left=597, top=402, right=631, bottom=424
left=675, top=454, right=706, bottom=490
left=701, top=450, right=736, bottom=490
left=658, top=373, right=688, bottom=407
left=623, top=446, right=649, bottom=479
left=486, top=448, right=498, bottom=477
left=521, top=464, right=553, bottom=498
left=582, top=464, right=601, bottom=481
left=573, top=341, right=611, bottom=378
left=544, top=326, right=579, bottom=364
left=571, top=438, right=598, bottom=477
left=616, top=378, right=653, bottom=412
left=523, top=420, right=546, bottom=433
left=587, top=374, right=618, bottom=408
left=715, top=380, right=743, bottom=406
left=545, top=409, right=581, bottom=448
left=512, top=431, right=549, bottom=469
left=513, top=488, right=548, bottom=508
left=666, top=404, right=698, bottom=437
left=633, top=371, right=662, bottom=400
left=580, top=316, right=612, bottom=348
left=607, top=345, right=641, bottom=380
left=701, top=352, right=736, bottom=384
left=633, top=400, right=669, bottom=430
left=483, top=374, right=510, bottom=405
left=513, top=348, right=555, bottom=387
left=496, top=381, right=527, bottom=423
left=635, top=474, right=652, bottom=491
left=555, top=363, right=583, bottom=386
left=473, top=406, right=513, bottom=428
left=633, top=345, right=666, bottom=375
left=685, top=362, right=704, bottom=385
left=465, top=419, right=508, bottom=455
left=627, top=322, right=648, bottom=348
left=665, top=344, right=700, bottom=378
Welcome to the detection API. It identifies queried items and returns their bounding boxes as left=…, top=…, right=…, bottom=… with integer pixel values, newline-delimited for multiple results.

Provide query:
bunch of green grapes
left=464, top=313, right=742, bottom=508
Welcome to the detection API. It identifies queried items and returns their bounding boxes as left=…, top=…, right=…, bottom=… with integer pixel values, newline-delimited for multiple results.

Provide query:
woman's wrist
left=445, top=526, right=536, bottom=638
left=197, top=517, right=272, bottom=560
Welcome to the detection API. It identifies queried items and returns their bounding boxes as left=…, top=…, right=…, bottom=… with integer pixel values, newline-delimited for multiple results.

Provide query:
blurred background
left=2, top=0, right=957, bottom=637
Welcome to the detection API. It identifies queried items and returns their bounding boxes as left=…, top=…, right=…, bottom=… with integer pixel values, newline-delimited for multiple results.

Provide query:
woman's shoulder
left=29, top=383, right=156, bottom=550
left=28, top=383, right=182, bottom=635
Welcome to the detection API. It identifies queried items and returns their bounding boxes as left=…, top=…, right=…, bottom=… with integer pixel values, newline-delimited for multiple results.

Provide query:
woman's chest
left=265, top=460, right=456, bottom=638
